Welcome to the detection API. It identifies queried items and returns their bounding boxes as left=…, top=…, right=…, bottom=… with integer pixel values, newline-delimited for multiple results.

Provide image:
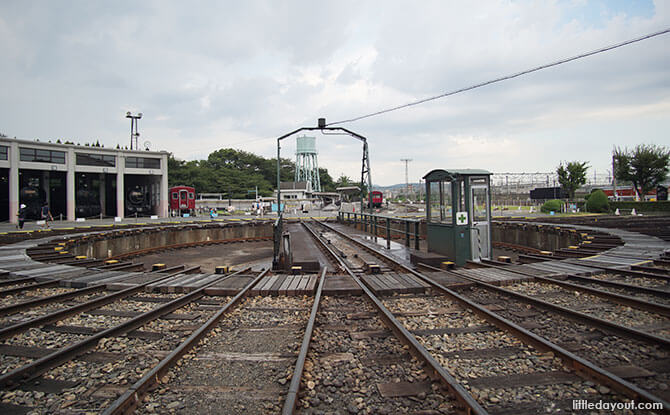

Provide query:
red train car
left=169, top=186, right=195, bottom=216
left=370, top=190, right=383, bottom=208
left=602, top=187, right=657, bottom=200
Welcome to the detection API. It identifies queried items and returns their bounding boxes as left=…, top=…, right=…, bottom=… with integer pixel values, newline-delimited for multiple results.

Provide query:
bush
left=585, top=189, right=609, bottom=213
left=541, top=199, right=563, bottom=213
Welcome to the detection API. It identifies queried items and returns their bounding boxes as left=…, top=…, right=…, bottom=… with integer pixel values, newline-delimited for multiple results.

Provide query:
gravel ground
left=591, top=273, right=670, bottom=290
left=0, top=281, right=42, bottom=291
left=456, top=285, right=670, bottom=406
left=0, top=292, right=108, bottom=327
left=563, top=276, right=670, bottom=306
left=383, top=293, right=635, bottom=413
left=299, top=295, right=456, bottom=415
left=0, top=293, right=233, bottom=413
left=506, top=281, right=669, bottom=334
left=137, top=295, right=311, bottom=415
left=0, top=287, right=77, bottom=306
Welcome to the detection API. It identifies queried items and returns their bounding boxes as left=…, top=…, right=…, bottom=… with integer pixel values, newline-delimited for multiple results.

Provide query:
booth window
left=427, top=180, right=453, bottom=224
left=19, top=148, right=66, bottom=164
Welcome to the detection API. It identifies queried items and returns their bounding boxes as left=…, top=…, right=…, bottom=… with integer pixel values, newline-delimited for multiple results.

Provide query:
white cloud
left=0, top=0, right=667, bottom=185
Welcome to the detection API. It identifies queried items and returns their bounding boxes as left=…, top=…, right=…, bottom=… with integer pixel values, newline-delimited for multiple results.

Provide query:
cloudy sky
left=1, top=1, right=668, bottom=186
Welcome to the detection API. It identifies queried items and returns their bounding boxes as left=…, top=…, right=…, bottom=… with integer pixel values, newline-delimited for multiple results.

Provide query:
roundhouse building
left=0, top=137, right=169, bottom=224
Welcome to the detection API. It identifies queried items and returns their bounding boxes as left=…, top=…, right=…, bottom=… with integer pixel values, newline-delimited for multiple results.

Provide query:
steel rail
left=0, top=266, right=200, bottom=340
left=0, top=267, right=250, bottom=389
left=471, top=260, right=670, bottom=316
left=0, top=280, right=59, bottom=297
left=299, top=222, right=345, bottom=273
left=102, top=268, right=269, bottom=415
left=317, top=222, right=669, bottom=410
left=631, top=264, right=669, bottom=275
left=305, top=221, right=487, bottom=415
left=480, top=258, right=670, bottom=297
left=562, top=274, right=670, bottom=297
left=0, top=284, right=105, bottom=317
left=534, top=275, right=670, bottom=317
left=0, top=276, right=36, bottom=288
left=562, top=260, right=670, bottom=282
left=282, top=267, right=326, bottom=415
left=420, top=261, right=670, bottom=349
left=445, top=270, right=670, bottom=349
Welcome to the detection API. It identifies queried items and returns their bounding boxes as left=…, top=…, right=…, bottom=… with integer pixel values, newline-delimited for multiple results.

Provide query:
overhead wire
left=326, top=27, right=670, bottom=126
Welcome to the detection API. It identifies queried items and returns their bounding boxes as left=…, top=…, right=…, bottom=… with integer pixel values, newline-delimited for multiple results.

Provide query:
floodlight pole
left=125, top=111, right=142, bottom=150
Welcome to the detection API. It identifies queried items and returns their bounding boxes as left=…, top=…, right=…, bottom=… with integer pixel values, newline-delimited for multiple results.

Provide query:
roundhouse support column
left=66, top=148, right=75, bottom=221
left=9, top=142, right=19, bottom=224
left=160, top=154, right=168, bottom=218
left=116, top=155, right=124, bottom=219
left=100, top=173, right=106, bottom=217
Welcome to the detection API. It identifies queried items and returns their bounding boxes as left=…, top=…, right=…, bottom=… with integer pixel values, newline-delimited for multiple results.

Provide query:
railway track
left=452, top=282, right=670, bottom=409
left=0, top=268, right=252, bottom=413
left=311, top=220, right=668, bottom=413
left=134, top=289, right=312, bottom=414
left=0, top=216, right=667, bottom=413
left=296, top=295, right=458, bottom=414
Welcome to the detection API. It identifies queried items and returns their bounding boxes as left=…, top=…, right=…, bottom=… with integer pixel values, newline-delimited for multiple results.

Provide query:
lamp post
left=125, top=112, right=142, bottom=150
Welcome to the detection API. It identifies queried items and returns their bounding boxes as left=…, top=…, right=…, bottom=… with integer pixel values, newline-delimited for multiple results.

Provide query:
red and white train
left=169, top=185, right=195, bottom=216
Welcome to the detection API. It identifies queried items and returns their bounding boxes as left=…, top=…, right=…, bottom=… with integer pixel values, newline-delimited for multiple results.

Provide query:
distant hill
left=372, top=183, right=421, bottom=191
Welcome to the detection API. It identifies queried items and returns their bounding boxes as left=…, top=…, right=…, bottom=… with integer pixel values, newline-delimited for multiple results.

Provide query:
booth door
left=470, top=182, right=490, bottom=260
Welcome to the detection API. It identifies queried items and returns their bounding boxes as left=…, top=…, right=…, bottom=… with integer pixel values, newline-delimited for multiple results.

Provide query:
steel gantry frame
left=274, top=118, right=372, bottom=266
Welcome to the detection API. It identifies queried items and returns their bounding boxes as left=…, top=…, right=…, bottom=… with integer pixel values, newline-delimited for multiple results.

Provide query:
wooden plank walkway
left=323, top=275, right=361, bottom=295
left=523, top=260, right=602, bottom=276
left=360, top=273, right=430, bottom=296
left=453, top=268, right=531, bottom=285
left=204, top=274, right=256, bottom=296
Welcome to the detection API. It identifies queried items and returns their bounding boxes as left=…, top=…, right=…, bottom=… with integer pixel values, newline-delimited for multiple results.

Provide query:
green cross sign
left=456, top=211, right=468, bottom=225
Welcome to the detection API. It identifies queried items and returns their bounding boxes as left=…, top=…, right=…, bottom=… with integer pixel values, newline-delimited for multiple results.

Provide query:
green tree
left=319, top=168, right=335, bottom=191
left=556, top=161, right=589, bottom=199
left=335, top=175, right=356, bottom=188
left=167, top=149, right=335, bottom=199
left=614, top=144, right=670, bottom=200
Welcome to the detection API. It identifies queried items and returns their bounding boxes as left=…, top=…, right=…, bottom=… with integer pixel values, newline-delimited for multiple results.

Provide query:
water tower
left=295, top=135, right=321, bottom=192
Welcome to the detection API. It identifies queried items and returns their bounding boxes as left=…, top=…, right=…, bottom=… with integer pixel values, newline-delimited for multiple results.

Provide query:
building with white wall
left=0, top=137, right=169, bottom=223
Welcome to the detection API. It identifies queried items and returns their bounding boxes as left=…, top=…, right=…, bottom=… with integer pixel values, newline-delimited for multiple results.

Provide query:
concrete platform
left=286, top=223, right=324, bottom=272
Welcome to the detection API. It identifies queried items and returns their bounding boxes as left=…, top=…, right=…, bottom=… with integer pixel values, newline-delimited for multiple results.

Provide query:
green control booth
left=423, top=169, right=493, bottom=266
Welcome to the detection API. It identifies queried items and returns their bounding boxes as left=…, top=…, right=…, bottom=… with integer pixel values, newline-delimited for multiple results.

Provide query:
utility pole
left=400, top=158, right=412, bottom=200
left=612, top=150, right=618, bottom=200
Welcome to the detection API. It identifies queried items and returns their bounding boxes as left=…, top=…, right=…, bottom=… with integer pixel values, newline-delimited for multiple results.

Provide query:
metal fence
left=337, top=211, right=422, bottom=250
